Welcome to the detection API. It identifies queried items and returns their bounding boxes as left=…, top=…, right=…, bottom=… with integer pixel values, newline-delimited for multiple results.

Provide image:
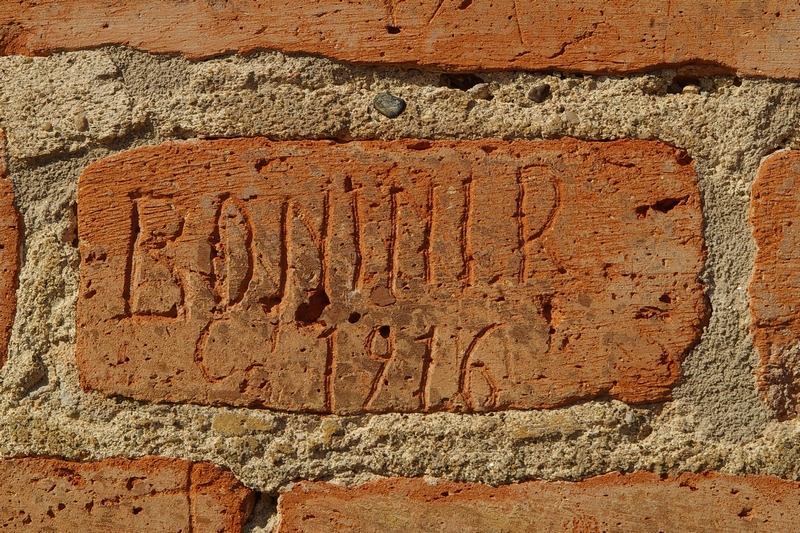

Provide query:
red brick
left=0, top=131, right=19, bottom=368
left=2, top=1, right=800, bottom=77
left=750, top=150, right=800, bottom=418
left=0, top=456, right=254, bottom=531
left=276, top=472, right=800, bottom=532
left=76, top=138, right=707, bottom=413
left=77, top=139, right=707, bottom=413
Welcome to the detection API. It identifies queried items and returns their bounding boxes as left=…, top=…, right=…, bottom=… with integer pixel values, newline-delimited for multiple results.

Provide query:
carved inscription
left=77, top=139, right=708, bottom=413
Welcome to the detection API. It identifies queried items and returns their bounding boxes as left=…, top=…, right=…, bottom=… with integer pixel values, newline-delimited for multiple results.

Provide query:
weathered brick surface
left=751, top=150, right=800, bottom=418
left=0, top=131, right=19, bottom=367
left=77, top=138, right=707, bottom=413
left=277, top=472, right=800, bottom=532
left=1, top=1, right=800, bottom=77
left=0, top=456, right=254, bottom=531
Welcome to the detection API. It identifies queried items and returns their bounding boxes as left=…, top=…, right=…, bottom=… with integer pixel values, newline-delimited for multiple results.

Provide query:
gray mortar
left=3, top=48, right=800, bottom=530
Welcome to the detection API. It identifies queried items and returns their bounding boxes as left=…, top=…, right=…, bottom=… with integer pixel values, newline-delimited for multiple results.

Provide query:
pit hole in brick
left=132, top=506, right=143, bottom=515
left=407, top=140, right=433, bottom=150
left=295, top=289, right=330, bottom=324
left=635, top=197, right=687, bottom=218
left=659, top=293, right=672, bottom=304
left=458, top=0, right=473, bottom=8
left=676, top=151, right=693, bottom=165
left=540, top=299, right=555, bottom=334
left=254, top=157, right=288, bottom=174
left=348, top=312, right=362, bottom=324
left=386, top=26, right=401, bottom=34
left=85, top=250, right=107, bottom=264
left=738, top=507, right=753, bottom=518
left=440, top=73, right=485, bottom=91
left=635, top=307, right=667, bottom=319
left=259, top=296, right=282, bottom=314
left=379, top=325, right=391, bottom=338
left=653, top=197, right=684, bottom=213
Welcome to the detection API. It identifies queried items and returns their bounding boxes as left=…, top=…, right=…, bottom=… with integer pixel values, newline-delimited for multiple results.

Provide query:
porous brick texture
left=76, top=138, right=707, bottom=413
left=0, top=456, right=254, bottom=531
left=0, top=131, right=19, bottom=367
left=278, top=472, right=800, bottom=532
left=2, top=1, right=800, bottom=77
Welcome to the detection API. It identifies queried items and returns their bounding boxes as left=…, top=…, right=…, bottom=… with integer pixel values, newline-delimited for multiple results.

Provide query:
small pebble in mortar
left=373, top=92, right=406, bottom=118
left=467, top=83, right=493, bottom=100
left=563, top=109, right=581, bottom=125
left=528, top=84, right=551, bottom=103
left=74, top=114, right=89, bottom=132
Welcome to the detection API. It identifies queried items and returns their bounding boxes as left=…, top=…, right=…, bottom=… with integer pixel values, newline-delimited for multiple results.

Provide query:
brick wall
left=2, top=2, right=800, bottom=531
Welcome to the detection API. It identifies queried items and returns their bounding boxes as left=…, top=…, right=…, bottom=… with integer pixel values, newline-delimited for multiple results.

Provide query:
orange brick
left=76, top=139, right=707, bottom=413
left=2, top=1, right=800, bottom=77
left=0, top=456, right=254, bottom=531
left=750, top=150, right=800, bottom=418
left=0, top=131, right=19, bottom=368
left=276, top=472, right=800, bottom=532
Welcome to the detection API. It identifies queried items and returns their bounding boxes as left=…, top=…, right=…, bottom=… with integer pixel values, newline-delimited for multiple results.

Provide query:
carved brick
left=751, top=150, right=800, bottom=418
left=277, top=473, right=800, bottom=532
left=0, top=456, right=254, bottom=531
left=77, top=139, right=708, bottom=413
left=2, top=1, right=800, bottom=78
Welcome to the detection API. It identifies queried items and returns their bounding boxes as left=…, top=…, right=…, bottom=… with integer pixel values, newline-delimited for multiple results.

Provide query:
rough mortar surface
left=2, top=48, right=800, bottom=530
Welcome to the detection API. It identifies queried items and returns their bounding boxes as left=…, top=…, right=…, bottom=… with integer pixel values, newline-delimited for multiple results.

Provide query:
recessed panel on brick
left=751, top=150, right=800, bottom=418
left=0, top=131, right=19, bottom=368
left=0, top=457, right=253, bottom=531
left=77, top=139, right=707, bottom=413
